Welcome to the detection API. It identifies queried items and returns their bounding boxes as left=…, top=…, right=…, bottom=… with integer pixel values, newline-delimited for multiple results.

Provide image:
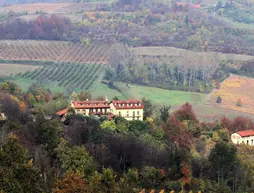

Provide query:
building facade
left=71, top=100, right=111, bottom=116
left=109, top=100, right=144, bottom=121
left=58, top=99, right=144, bottom=121
left=231, top=130, right=254, bottom=146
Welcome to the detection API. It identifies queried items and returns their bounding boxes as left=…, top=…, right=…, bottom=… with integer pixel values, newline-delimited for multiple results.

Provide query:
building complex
left=57, top=99, right=144, bottom=121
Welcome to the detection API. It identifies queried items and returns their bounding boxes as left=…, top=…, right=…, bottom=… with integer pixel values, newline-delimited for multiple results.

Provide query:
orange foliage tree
left=53, top=171, right=90, bottom=193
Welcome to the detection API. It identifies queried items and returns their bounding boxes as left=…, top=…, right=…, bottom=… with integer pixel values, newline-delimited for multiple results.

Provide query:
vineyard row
left=0, top=41, right=112, bottom=65
left=17, top=62, right=104, bottom=90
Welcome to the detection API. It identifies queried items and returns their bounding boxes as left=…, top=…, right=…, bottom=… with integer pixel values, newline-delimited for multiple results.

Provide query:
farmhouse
left=71, top=100, right=111, bottom=116
left=57, top=99, right=144, bottom=121
left=110, top=100, right=144, bottom=121
left=231, top=130, right=254, bottom=146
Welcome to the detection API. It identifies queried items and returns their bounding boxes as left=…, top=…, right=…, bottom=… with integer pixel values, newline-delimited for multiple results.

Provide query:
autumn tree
left=174, top=102, right=198, bottom=123
left=53, top=171, right=90, bottom=193
left=163, top=115, right=192, bottom=152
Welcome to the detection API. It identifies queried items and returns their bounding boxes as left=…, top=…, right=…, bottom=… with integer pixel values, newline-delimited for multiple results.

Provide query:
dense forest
left=0, top=81, right=254, bottom=193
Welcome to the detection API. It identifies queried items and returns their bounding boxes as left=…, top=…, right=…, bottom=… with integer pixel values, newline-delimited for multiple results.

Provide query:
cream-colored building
left=231, top=130, right=254, bottom=146
left=109, top=100, right=144, bottom=121
left=58, top=99, right=144, bottom=121
left=71, top=100, right=110, bottom=116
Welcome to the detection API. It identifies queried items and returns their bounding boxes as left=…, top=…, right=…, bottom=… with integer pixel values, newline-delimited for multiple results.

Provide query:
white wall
left=231, top=133, right=254, bottom=146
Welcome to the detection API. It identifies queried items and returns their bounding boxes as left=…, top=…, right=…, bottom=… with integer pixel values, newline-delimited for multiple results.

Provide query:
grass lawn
left=89, top=82, right=124, bottom=100
left=10, top=77, right=65, bottom=93
left=11, top=78, right=36, bottom=91
left=91, top=82, right=207, bottom=106
left=115, top=82, right=207, bottom=106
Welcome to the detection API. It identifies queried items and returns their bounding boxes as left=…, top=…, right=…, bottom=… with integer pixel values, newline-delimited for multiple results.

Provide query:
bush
left=236, top=99, right=242, bottom=107
left=216, top=96, right=222, bottom=104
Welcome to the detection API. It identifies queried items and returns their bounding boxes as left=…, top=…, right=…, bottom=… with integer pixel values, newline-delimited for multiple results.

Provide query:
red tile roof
left=237, top=130, right=254, bottom=137
left=176, top=2, right=201, bottom=8
left=72, top=101, right=110, bottom=109
left=111, top=100, right=144, bottom=110
left=57, top=108, right=68, bottom=116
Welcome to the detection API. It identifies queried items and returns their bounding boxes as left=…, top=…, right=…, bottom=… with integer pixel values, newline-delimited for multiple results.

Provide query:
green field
left=91, top=82, right=206, bottom=106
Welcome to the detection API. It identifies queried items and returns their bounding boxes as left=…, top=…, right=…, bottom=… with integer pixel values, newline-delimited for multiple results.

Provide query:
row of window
left=237, top=139, right=254, bottom=145
left=116, top=103, right=141, bottom=107
left=118, top=111, right=140, bottom=117
left=76, top=108, right=109, bottom=113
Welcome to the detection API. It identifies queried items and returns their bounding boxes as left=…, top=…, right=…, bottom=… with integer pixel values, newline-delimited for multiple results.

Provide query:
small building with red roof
left=176, top=2, right=201, bottom=9
left=231, top=130, right=254, bottom=145
left=110, top=100, right=144, bottom=121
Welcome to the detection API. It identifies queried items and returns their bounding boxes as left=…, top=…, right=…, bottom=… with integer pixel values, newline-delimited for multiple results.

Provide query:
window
left=127, top=111, right=129, bottom=117
left=119, top=112, right=121, bottom=116
left=137, top=111, right=140, bottom=115
left=252, top=139, right=254, bottom=145
left=247, top=140, right=249, bottom=145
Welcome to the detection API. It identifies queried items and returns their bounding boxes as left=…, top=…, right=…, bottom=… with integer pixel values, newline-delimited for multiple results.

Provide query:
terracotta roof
left=57, top=108, right=68, bottom=116
left=237, top=130, right=254, bottom=137
left=72, top=101, right=110, bottom=109
left=111, top=100, right=144, bottom=110
left=176, top=2, right=201, bottom=8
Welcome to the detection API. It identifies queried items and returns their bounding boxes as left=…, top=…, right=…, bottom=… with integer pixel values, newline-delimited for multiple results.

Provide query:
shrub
left=236, top=99, right=242, bottom=107
left=216, top=96, right=222, bottom=104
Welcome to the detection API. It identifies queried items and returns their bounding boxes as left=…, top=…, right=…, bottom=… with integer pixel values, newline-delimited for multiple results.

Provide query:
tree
left=163, top=115, right=192, bottom=152
left=31, top=114, right=63, bottom=157
left=208, top=142, right=239, bottom=185
left=140, top=166, right=163, bottom=189
left=119, top=169, right=141, bottom=193
left=53, top=171, right=90, bottom=193
left=89, top=168, right=120, bottom=193
left=101, top=120, right=117, bottom=131
left=216, top=96, right=222, bottom=104
left=0, top=134, right=44, bottom=193
left=71, top=91, right=78, bottom=101
left=236, top=99, right=242, bottom=107
left=159, top=105, right=171, bottom=122
left=142, top=98, right=154, bottom=120
left=78, top=91, right=91, bottom=101
left=57, top=141, right=97, bottom=176
left=174, top=102, right=198, bottom=123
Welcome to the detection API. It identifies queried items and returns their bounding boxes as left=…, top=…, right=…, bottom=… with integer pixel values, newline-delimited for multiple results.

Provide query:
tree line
left=105, top=44, right=228, bottom=93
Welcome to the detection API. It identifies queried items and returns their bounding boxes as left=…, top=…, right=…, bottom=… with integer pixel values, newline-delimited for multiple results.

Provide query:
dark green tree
left=159, top=105, right=171, bottom=123
left=142, top=98, right=153, bottom=120
left=0, top=134, right=44, bottom=193
left=208, top=142, right=239, bottom=187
